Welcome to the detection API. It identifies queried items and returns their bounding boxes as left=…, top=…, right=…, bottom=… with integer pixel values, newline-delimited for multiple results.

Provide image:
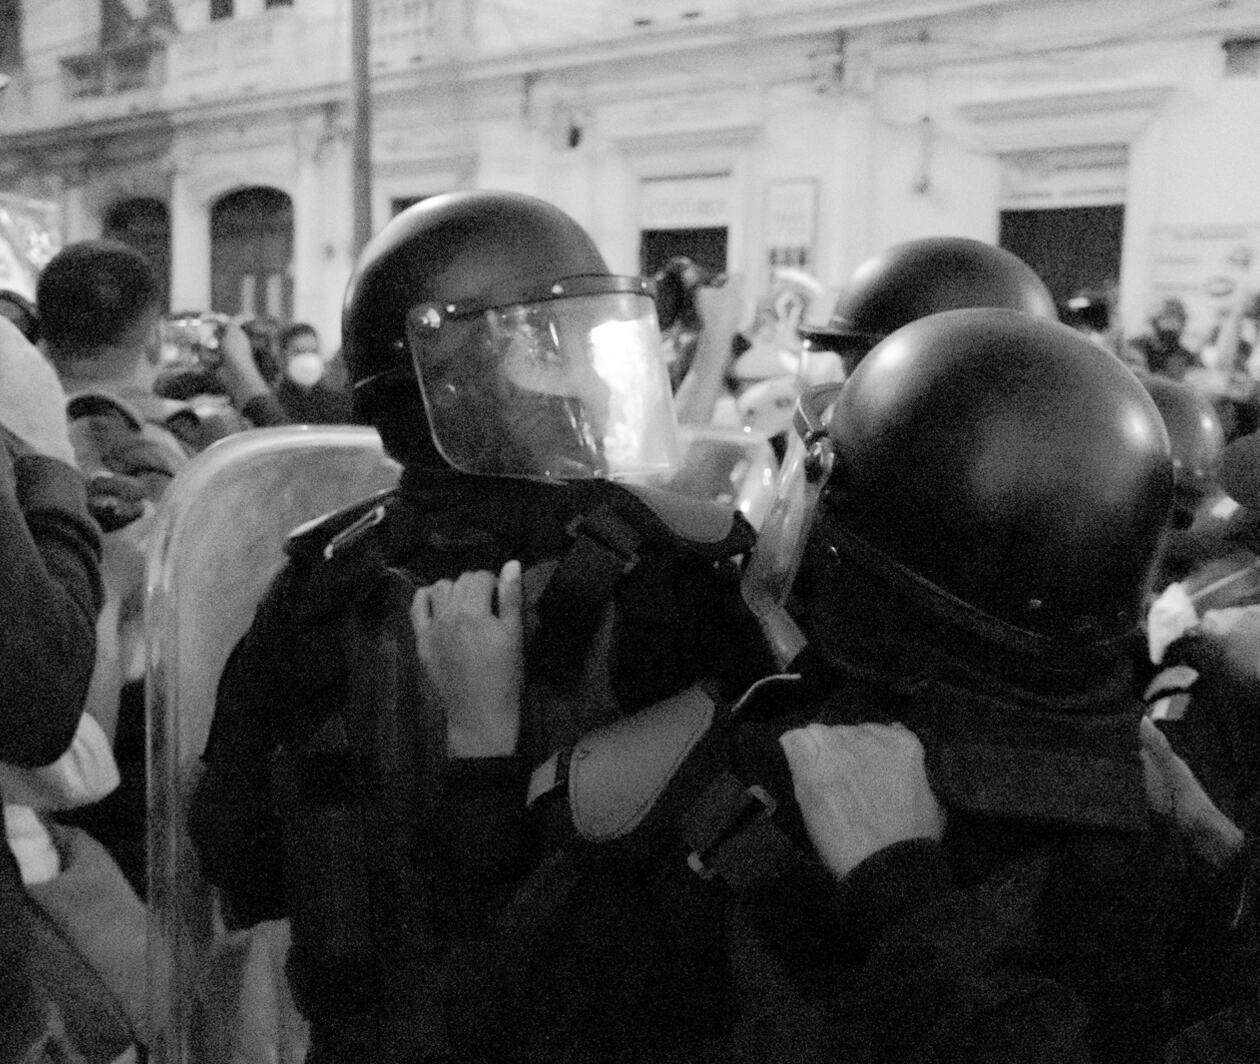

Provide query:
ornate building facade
left=2, top=0, right=1260, bottom=347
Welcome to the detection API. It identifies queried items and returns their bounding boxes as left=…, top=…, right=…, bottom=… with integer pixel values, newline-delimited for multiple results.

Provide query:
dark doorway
left=210, top=186, right=293, bottom=320
left=104, top=197, right=171, bottom=307
left=391, top=196, right=429, bottom=216
left=640, top=226, right=727, bottom=281
left=999, top=205, right=1124, bottom=307
left=0, top=0, right=22, bottom=72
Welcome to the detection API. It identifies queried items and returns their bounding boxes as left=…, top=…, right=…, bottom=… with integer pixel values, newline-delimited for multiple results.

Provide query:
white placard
left=1149, top=224, right=1260, bottom=351
left=640, top=175, right=731, bottom=230
left=765, top=180, right=816, bottom=270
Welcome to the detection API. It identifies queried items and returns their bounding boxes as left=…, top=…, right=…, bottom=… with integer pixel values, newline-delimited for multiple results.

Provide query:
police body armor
left=199, top=189, right=773, bottom=1060
left=450, top=633, right=1164, bottom=1064
left=194, top=472, right=770, bottom=1060
left=443, top=309, right=1183, bottom=1063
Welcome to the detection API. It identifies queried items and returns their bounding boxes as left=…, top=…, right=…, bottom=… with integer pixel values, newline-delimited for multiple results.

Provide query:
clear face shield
left=406, top=276, right=681, bottom=482
left=743, top=381, right=846, bottom=608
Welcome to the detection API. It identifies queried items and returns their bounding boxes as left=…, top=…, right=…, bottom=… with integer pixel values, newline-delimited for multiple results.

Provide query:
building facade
left=3, top=0, right=1260, bottom=350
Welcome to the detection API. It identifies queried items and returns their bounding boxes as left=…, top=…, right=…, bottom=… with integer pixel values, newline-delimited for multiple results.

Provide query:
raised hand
left=412, top=560, right=524, bottom=759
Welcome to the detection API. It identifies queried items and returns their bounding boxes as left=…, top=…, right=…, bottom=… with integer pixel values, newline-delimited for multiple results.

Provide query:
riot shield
left=661, top=424, right=779, bottom=531
left=144, top=425, right=400, bottom=1064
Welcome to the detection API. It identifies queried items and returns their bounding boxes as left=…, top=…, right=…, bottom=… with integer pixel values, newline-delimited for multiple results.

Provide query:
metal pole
left=350, top=0, right=373, bottom=256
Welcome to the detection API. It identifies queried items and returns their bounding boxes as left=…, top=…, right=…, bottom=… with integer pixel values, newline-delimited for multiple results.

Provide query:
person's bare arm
left=674, top=277, right=743, bottom=426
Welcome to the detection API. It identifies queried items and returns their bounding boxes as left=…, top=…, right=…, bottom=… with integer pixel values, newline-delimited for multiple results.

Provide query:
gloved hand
left=779, top=721, right=946, bottom=880
left=1141, top=716, right=1244, bottom=867
left=412, top=559, right=524, bottom=759
left=85, top=471, right=149, bottom=532
left=1200, top=603, right=1260, bottom=682
left=0, top=316, right=76, bottom=466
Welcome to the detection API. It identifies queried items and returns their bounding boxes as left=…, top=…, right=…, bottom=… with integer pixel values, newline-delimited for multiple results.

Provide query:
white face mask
left=286, top=352, right=325, bottom=388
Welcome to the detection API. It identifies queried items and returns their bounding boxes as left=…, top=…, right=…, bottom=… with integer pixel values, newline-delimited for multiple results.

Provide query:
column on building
left=168, top=145, right=213, bottom=315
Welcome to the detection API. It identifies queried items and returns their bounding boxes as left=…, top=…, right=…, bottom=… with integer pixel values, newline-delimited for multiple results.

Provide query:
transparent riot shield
left=739, top=383, right=845, bottom=669
left=144, top=425, right=401, bottom=1064
left=661, top=424, right=780, bottom=532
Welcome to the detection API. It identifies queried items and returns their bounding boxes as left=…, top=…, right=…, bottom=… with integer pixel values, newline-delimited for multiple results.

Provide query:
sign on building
left=0, top=195, right=61, bottom=300
left=1150, top=223, right=1260, bottom=353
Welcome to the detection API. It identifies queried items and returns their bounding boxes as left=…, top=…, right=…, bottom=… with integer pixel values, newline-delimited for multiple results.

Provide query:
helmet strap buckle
left=411, top=304, right=445, bottom=331
left=804, top=437, right=835, bottom=483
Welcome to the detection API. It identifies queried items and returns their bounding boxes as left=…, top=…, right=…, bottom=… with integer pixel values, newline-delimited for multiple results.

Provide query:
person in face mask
left=1128, top=298, right=1200, bottom=382
left=273, top=322, right=352, bottom=425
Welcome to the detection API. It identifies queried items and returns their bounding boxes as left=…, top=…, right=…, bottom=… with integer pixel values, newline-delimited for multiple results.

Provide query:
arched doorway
left=104, top=197, right=171, bottom=306
left=210, top=186, right=293, bottom=320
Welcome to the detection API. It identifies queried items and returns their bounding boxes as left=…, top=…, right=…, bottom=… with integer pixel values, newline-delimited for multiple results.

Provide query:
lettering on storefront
left=375, top=126, right=463, bottom=163
left=640, top=175, right=731, bottom=229
left=765, top=180, right=816, bottom=269
left=607, top=92, right=757, bottom=141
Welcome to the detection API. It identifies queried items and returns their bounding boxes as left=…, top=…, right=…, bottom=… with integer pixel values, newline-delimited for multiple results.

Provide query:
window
left=999, top=205, right=1124, bottom=309
left=211, top=187, right=295, bottom=321
left=112, top=48, right=150, bottom=91
left=639, top=227, right=726, bottom=281
left=62, top=54, right=105, bottom=98
left=391, top=196, right=428, bottom=216
left=210, top=0, right=233, bottom=20
left=104, top=198, right=171, bottom=303
left=1224, top=37, right=1260, bottom=77
left=0, top=0, right=22, bottom=71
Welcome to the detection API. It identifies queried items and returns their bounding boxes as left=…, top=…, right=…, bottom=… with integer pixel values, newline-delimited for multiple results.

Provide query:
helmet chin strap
left=810, top=514, right=1136, bottom=674
left=351, top=365, right=416, bottom=406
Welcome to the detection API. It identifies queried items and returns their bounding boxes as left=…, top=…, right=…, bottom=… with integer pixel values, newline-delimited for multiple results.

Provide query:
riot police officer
left=797, top=235, right=1058, bottom=377
left=1140, top=372, right=1230, bottom=586
left=747, top=236, right=1060, bottom=661
left=189, top=190, right=772, bottom=1063
left=769, top=309, right=1252, bottom=1062
left=445, top=308, right=1260, bottom=1064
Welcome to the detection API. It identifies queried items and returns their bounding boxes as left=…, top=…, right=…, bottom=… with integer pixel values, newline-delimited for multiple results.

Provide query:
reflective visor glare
left=746, top=430, right=816, bottom=604
left=412, top=292, right=680, bottom=481
left=588, top=311, right=678, bottom=474
left=743, top=382, right=842, bottom=603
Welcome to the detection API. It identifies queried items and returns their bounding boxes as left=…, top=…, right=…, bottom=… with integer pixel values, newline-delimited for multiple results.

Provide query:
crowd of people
left=1061, top=287, right=1260, bottom=445
left=0, top=237, right=359, bottom=1063
left=7, top=193, right=1260, bottom=1064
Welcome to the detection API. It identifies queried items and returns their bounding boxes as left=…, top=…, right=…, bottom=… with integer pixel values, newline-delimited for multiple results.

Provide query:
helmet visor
left=407, top=279, right=681, bottom=481
left=743, top=382, right=844, bottom=605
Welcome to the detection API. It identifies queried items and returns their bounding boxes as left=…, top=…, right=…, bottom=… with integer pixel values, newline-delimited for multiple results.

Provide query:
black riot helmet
left=1139, top=373, right=1226, bottom=529
left=801, top=308, right=1172, bottom=663
left=342, top=189, right=679, bottom=481
left=1061, top=289, right=1112, bottom=336
left=798, top=237, right=1057, bottom=377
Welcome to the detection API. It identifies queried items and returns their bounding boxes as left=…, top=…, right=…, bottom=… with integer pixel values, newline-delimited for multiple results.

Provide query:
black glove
left=86, top=471, right=148, bottom=532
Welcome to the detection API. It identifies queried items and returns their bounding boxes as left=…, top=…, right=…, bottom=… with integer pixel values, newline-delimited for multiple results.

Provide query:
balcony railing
left=60, top=38, right=165, bottom=99
left=164, top=11, right=341, bottom=106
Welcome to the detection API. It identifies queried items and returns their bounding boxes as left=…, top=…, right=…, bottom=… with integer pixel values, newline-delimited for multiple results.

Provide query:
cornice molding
left=956, top=84, right=1176, bottom=151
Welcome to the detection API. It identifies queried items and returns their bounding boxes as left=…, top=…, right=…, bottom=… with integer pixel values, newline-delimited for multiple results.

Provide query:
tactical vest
left=449, top=647, right=1184, bottom=1064
left=200, top=476, right=771, bottom=1061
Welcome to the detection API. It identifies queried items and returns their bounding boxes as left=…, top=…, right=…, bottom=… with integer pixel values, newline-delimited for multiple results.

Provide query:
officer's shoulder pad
left=284, top=488, right=397, bottom=563
left=615, top=481, right=754, bottom=556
